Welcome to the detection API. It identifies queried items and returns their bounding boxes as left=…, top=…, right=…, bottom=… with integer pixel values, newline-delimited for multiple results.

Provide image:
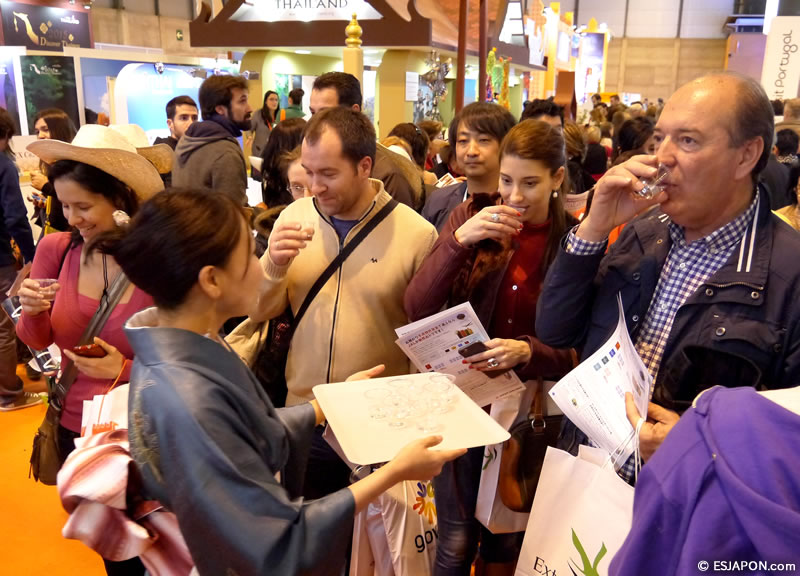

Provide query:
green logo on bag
left=568, top=529, right=607, bottom=576
left=482, top=446, right=498, bottom=470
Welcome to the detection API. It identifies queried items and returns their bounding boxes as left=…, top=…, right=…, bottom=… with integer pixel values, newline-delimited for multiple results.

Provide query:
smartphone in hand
left=458, top=341, right=508, bottom=378
left=72, top=343, right=108, bottom=358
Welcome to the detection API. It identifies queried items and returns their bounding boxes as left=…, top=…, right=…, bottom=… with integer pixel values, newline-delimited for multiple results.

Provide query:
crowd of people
left=2, top=69, right=800, bottom=576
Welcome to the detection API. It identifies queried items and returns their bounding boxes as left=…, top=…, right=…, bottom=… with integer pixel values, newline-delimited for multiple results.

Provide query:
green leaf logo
left=568, top=529, right=607, bottom=576
left=482, top=446, right=498, bottom=470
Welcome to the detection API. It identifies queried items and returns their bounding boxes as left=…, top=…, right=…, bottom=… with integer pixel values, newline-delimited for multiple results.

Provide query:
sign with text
left=0, top=1, right=91, bottom=51
left=20, top=55, right=79, bottom=134
left=761, top=16, right=800, bottom=100
left=231, top=0, right=382, bottom=22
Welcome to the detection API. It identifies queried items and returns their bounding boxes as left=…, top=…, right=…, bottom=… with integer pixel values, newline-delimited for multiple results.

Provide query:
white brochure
left=395, top=302, right=525, bottom=407
left=548, top=294, right=652, bottom=468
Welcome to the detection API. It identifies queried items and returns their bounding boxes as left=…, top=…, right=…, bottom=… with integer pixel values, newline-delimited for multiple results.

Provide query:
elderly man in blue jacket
left=536, top=72, right=800, bottom=483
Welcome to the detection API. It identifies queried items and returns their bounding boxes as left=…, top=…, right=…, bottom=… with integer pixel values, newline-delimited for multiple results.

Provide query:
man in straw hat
left=172, top=75, right=253, bottom=205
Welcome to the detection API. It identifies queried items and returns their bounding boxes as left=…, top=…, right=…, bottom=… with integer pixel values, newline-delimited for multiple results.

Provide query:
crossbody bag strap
left=290, top=198, right=398, bottom=334
left=532, top=375, right=547, bottom=421
left=51, top=272, right=131, bottom=413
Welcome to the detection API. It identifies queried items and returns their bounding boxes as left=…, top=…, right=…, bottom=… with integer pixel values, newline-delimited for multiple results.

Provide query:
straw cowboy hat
left=27, top=124, right=169, bottom=201
left=108, top=124, right=173, bottom=175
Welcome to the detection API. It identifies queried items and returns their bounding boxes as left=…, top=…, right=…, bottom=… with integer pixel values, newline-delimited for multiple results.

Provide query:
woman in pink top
left=16, top=125, right=169, bottom=576
left=16, top=126, right=168, bottom=463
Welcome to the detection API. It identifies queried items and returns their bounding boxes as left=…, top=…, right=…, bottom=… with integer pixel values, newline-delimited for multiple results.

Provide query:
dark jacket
left=759, top=154, right=792, bottom=210
left=153, top=136, right=178, bottom=188
left=124, top=308, right=355, bottom=576
left=536, top=193, right=800, bottom=417
left=421, top=181, right=467, bottom=232
left=153, top=135, right=178, bottom=150
left=0, top=154, right=35, bottom=267
left=373, top=144, right=418, bottom=210
left=406, top=199, right=576, bottom=380
left=172, top=117, right=247, bottom=205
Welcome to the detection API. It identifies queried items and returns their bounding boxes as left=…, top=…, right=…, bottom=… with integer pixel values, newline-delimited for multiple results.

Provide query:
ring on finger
left=487, top=357, right=499, bottom=368
left=490, top=213, right=500, bottom=223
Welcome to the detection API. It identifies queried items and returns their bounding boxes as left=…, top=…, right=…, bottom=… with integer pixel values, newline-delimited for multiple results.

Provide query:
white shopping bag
left=474, top=385, right=534, bottom=534
left=350, top=480, right=439, bottom=576
left=324, top=427, right=439, bottom=576
left=514, top=446, right=634, bottom=576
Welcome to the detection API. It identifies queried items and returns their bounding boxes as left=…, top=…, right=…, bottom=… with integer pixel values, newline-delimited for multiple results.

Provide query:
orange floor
left=0, top=365, right=104, bottom=575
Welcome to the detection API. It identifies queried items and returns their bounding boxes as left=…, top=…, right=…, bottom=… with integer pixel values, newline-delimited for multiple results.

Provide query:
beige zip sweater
left=260, top=180, right=438, bottom=405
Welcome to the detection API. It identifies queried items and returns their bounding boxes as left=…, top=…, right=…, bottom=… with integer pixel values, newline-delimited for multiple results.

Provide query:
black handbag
left=30, top=271, right=131, bottom=484
left=498, top=378, right=562, bottom=513
left=253, top=199, right=398, bottom=400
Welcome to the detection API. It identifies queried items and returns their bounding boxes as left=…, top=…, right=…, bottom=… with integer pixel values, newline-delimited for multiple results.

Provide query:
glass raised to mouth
left=637, top=164, right=670, bottom=199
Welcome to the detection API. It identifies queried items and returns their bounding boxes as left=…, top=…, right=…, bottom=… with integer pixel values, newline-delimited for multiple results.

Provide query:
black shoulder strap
left=51, top=272, right=131, bottom=414
left=290, top=198, right=398, bottom=333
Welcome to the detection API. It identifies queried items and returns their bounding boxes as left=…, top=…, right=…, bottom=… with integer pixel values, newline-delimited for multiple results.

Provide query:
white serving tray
left=313, top=373, right=511, bottom=466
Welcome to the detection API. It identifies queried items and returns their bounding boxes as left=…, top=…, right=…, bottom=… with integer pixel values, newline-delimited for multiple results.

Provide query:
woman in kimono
left=100, top=189, right=465, bottom=576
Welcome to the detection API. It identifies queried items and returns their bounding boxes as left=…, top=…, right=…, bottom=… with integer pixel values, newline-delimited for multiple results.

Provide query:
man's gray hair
left=712, top=72, right=774, bottom=182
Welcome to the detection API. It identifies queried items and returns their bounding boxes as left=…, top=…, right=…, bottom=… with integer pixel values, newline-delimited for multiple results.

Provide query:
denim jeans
left=433, top=446, right=524, bottom=575
left=0, top=265, right=22, bottom=403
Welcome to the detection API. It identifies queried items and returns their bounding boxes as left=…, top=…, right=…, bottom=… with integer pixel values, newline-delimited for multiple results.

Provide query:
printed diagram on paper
left=395, top=303, right=525, bottom=407
left=548, top=294, right=652, bottom=468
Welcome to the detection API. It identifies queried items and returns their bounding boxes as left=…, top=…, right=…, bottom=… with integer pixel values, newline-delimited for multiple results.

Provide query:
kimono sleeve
left=138, top=387, right=355, bottom=576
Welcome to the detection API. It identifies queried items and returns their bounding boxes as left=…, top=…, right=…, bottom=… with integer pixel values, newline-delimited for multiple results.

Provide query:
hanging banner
left=761, top=16, right=800, bottom=101
left=20, top=55, right=79, bottom=134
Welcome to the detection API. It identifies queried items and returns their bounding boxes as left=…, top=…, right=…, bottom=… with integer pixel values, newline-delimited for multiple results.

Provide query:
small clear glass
left=416, top=411, right=442, bottom=433
left=34, top=278, right=59, bottom=301
left=301, top=220, right=315, bottom=240
left=426, top=375, right=457, bottom=412
left=388, top=404, right=414, bottom=428
left=389, top=377, right=423, bottom=397
left=364, top=388, right=391, bottom=420
left=367, top=401, right=390, bottom=420
left=637, top=164, right=670, bottom=199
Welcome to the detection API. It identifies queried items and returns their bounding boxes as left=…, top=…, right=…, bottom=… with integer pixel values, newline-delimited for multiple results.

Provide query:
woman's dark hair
left=102, top=189, right=247, bottom=310
left=615, top=117, right=655, bottom=161
left=261, top=90, right=279, bottom=124
left=499, top=119, right=575, bottom=271
left=33, top=108, right=77, bottom=142
left=0, top=107, right=16, bottom=158
left=48, top=160, right=139, bottom=246
left=261, top=117, right=306, bottom=207
left=388, top=122, right=430, bottom=168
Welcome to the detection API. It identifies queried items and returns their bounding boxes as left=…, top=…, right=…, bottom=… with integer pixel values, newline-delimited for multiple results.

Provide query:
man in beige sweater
left=258, top=107, right=437, bottom=498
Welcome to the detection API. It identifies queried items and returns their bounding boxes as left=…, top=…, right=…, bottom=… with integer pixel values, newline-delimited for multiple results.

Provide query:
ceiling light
left=295, top=50, right=312, bottom=55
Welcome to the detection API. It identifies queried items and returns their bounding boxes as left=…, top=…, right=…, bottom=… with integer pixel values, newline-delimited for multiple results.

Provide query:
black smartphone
left=458, top=341, right=508, bottom=378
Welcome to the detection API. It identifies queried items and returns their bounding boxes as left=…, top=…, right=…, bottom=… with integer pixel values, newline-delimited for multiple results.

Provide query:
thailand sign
left=0, top=1, right=92, bottom=51
left=231, top=0, right=383, bottom=23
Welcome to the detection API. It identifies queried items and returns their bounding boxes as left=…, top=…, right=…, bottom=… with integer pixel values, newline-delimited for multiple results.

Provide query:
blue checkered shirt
left=566, top=192, right=760, bottom=482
